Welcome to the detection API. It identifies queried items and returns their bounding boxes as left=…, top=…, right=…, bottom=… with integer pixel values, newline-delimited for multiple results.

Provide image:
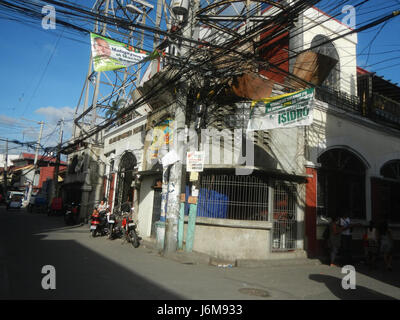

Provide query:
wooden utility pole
left=3, top=139, right=8, bottom=199
left=54, top=118, right=64, bottom=198
left=27, top=121, right=44, bottom=204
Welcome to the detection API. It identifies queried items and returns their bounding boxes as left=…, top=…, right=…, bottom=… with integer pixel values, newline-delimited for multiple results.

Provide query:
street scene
left=1, top=0, right=400, bottom=303
left=1, top=206, right=399, bottom=301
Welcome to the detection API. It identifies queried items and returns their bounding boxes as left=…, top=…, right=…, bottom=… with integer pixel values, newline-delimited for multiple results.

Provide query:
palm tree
left=105, top=98, right=126, bottom=119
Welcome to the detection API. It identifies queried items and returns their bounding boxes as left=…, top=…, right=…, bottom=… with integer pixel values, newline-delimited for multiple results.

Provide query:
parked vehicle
left=107, top=211, right=122, bottom=240
left=64, top=202, right=80, bottom=225
left=7, top=195, right=23, bottom=210
left=90, top=208, right=109, bottom=237
left=6, top=191, right=24, bottom=210
left=121, top=213, right=140, bottom=248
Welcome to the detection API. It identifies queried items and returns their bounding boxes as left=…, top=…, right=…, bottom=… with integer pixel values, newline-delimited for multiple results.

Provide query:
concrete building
left=64, top=4, right=399, bottom=262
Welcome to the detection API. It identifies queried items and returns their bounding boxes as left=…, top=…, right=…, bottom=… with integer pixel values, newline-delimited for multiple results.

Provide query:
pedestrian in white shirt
left=340, top=213, right=353, bottom=265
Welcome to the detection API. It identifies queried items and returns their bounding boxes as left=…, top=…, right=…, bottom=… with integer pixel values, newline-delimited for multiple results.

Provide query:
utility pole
left=163, top=0, right=200, bottom=255
left=27, top=121, right=44, bottom=204
left=54, top=118, right=64, bottom=198
left=3, top=139, right=8, bottom=199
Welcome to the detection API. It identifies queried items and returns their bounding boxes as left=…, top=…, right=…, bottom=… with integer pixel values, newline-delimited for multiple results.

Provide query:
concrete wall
left=307, top=100, right=400, bottom=223
left=199, top=126, right=305, bottom=175
left=183, top=218, right=306, bottom=261
left=269, top=127, right=305, bottom=174
left=302, top=7, right=358, bottom=96
left=103, top=115, right=147, bottom=171
left=309, top=103, right=400, bottom=176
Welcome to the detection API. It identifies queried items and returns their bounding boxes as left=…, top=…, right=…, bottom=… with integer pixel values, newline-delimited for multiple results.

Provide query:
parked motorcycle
left=90, top=208, right=109, bottom=237
left=64, top=202, right=80, bottom=225
left=107, top=212, right=123, bottom=240
left=121, top=213, right=140, bottom=248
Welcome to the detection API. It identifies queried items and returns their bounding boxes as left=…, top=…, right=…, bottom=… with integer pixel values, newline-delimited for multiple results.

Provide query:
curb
left=140, top=238, right=323, bottom=268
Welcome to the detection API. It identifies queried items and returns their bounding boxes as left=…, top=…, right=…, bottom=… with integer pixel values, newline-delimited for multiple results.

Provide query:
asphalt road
left=1, top=205, right=399, bottom=302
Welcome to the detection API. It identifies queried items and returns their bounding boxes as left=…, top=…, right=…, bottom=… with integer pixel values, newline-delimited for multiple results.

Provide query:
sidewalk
left=140, top=237, right=323, bottom=268
left=140, top=237, right=400, bottom=300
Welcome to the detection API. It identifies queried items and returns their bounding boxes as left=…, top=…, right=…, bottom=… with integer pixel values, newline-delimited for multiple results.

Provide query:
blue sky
left=0, top=0, right=399, bottom=155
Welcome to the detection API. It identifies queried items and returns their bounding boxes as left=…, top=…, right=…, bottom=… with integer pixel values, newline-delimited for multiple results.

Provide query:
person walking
left=329, top=217, right=343, bottom=267
left=378, top=221, right=394, bottom=271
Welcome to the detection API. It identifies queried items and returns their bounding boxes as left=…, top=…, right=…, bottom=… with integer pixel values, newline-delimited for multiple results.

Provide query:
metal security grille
left=115, top=152, right=137, bottom=208
left=272, top=182, right=297, bottom=251
left=198, top=174, right=269, bottom=221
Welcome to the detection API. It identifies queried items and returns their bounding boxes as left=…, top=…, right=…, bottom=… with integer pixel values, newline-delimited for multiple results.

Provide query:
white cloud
left=0, top=115, right=21, bottom=126
left=34, top=106, right=75, bottom=147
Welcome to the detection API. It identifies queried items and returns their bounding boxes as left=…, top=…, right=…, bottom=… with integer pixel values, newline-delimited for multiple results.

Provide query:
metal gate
left=272, top=182, right=297, bottom=251
left=115, top=152, right=137, bottom=208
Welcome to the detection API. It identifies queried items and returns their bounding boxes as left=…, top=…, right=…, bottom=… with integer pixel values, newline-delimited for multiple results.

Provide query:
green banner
left=248, top=88, right=315, bottom=130
left=90, top=33, right=157, bottom=72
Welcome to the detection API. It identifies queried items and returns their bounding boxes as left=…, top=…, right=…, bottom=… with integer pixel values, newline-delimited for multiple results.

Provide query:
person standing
left=340, top=213, right=353, bottom=265
left=329, top=217, right=343, bottom=267
left=365, top=221, right=378, bottom=269
left=378, top=221, right=394, bottom=271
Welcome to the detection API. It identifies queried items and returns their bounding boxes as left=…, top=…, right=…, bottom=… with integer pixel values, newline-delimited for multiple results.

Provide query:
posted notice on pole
left=186, top=151, right=204, bottom=172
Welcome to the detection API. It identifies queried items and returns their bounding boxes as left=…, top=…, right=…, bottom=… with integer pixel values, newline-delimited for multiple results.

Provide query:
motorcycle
left=64, top=202, right=80, bottom=225
left=90, top=208, right=109, bottom=237
left=107, top=212, right=123, bottom=240
left=121, top=213, right=141, bottom=248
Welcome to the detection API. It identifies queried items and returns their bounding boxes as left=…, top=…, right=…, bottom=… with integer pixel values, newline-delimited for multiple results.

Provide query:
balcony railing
left=371, top=93, right=400, bottom=128
left=315, top=86, right=361, bottom=114
left=315, top=87, right=400, bottom=130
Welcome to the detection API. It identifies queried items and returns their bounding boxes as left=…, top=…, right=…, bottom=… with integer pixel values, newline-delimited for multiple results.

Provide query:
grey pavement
left=0, top=206, right=399, bottom=300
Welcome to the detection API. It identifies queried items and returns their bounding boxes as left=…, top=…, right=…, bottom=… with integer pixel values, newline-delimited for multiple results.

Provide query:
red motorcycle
left=90, top=208, right=108, bottom=237
left=121, top=213, right=140, bottom=248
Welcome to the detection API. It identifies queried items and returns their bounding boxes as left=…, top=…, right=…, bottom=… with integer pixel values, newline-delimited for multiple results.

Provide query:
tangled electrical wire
left=0, top=0, right=399, bottom=156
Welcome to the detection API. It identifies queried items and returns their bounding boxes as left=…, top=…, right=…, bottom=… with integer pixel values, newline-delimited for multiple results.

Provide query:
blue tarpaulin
left=197, top=188, right=228, bottom=218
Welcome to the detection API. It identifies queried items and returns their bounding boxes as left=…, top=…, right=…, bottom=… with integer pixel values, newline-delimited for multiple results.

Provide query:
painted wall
left=302, top=7, right=358, bottom=95
left=308, top=102, right=400, bottom=179
left=183, top=221, right=307, bottom=261
left=306, top=101, right=400, bottom=249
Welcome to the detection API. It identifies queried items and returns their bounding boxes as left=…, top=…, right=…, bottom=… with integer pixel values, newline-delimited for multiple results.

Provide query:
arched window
left=115, top=152, right=137, bottom=209
left=379, top=160, right=400, bottom=222
left=311, top=35, right=340, bottom=91
left=317, top=148, right=366, bottom=219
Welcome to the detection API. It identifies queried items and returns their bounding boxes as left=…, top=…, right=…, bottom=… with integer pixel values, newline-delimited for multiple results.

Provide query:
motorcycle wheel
left=130, top=230, right=140, bottom=248
left=91, top=229, right=97, bottom=237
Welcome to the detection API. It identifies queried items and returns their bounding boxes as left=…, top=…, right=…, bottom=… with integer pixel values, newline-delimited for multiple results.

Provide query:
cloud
left=34, top=106, right=75, bottom=146
left=35, top=106, right=74, bottom=123
left=0, top=115, right=21, bottom=126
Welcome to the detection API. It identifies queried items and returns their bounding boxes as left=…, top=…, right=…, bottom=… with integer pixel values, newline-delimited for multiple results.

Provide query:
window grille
left=198, top=174, right=269, bottom=221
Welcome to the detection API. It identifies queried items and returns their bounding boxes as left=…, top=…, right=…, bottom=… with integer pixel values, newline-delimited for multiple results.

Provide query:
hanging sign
left=90, top=33, right=157, bottom=72
left=247, top=88, right=315, bottom=130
